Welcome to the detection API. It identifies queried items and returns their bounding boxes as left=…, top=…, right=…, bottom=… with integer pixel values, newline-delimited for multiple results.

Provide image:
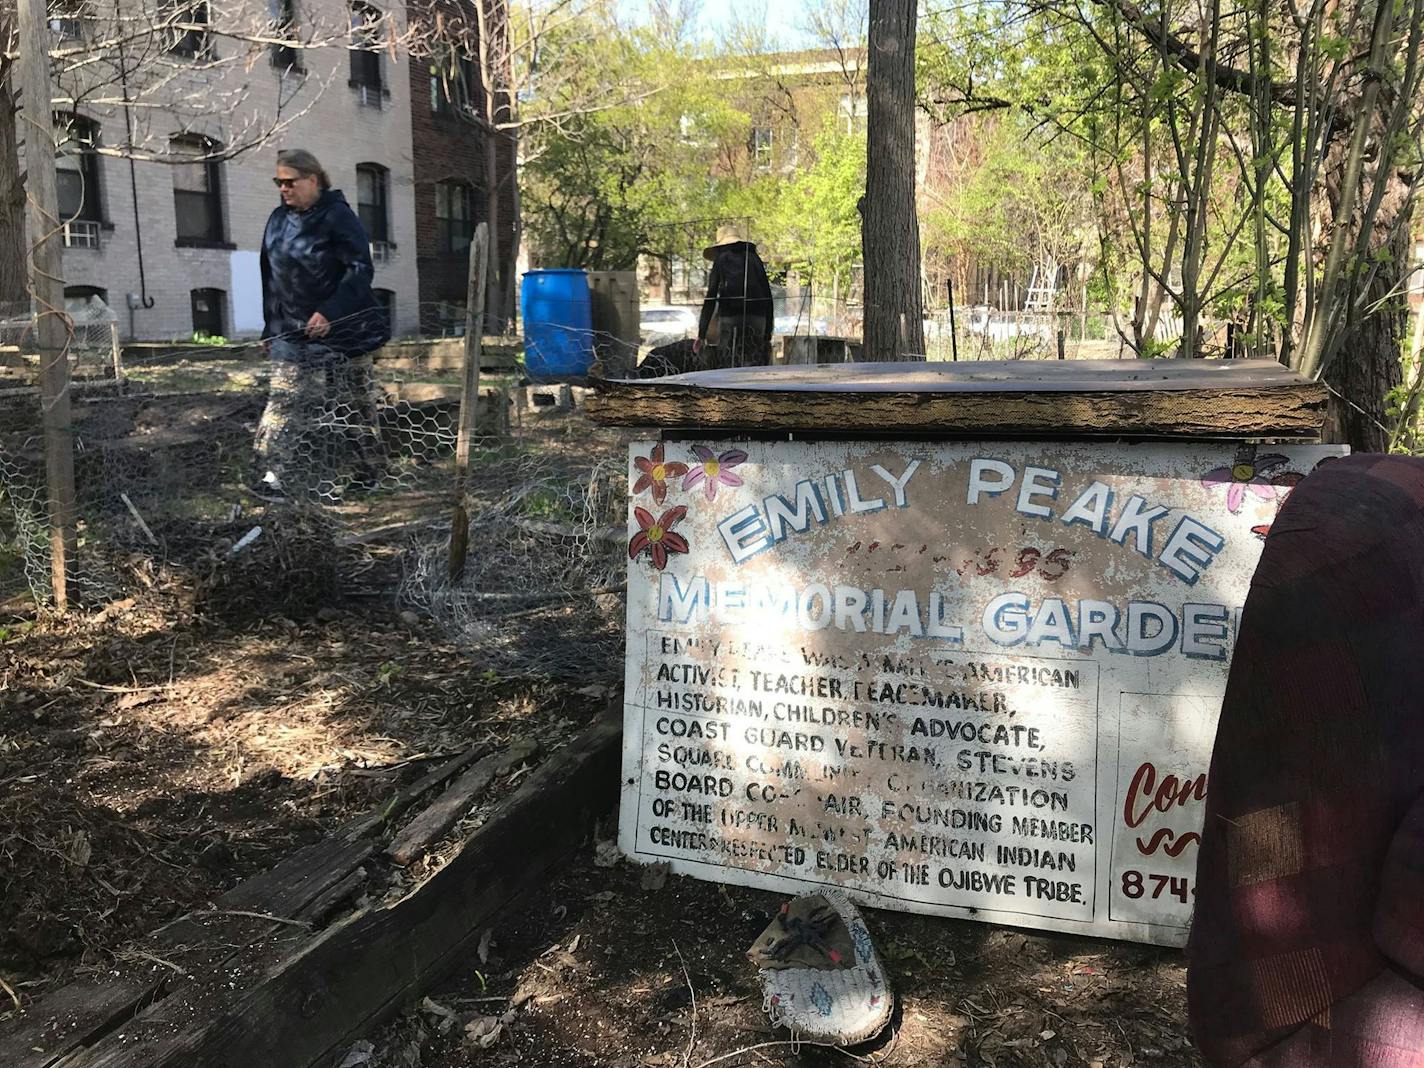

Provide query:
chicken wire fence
left=0, top=307, right=630, bottom=681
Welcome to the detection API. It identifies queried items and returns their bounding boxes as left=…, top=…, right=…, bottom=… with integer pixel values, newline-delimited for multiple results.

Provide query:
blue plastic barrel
left=521, top=269, right=593, bottom=379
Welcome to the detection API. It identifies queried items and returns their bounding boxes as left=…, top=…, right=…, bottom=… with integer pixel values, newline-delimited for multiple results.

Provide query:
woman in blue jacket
left=253, top=148, right=390, bottom=500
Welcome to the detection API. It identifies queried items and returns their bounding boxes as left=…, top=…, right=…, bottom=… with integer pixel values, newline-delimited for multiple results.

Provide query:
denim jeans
left=254, top=340, right=382, bottom=496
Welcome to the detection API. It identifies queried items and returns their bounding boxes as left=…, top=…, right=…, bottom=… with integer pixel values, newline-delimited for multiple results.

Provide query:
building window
left=348, top=2, right=383, bottom=93
left=839, top=93, right=867, bottom=133
left=356, top=163, right=389, bottom=244
left=374, top=287, right=395, bottom=330
left=435, top=180, right=474, bottom=254
left=164, top=0, right=210, bottom=57
left=190, top=288, right=226, bottom=337
left=269, top=0, right=301, bottom=71
left=751, top=126, right=773, bottom=170
left=49, top=0, right=88, bottom=39
left=56, top=114, right=101, bottom=223
left=171, top=136, right=225, bottom=245
left=430, top=54, right=475, bottom=114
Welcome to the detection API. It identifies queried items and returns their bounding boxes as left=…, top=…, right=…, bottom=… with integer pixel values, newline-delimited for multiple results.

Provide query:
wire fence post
left=109, top=321, right=125, bottom=392
left=19, top=0, right=77, bottom=611
left=448, top=222, right=490, bottom=585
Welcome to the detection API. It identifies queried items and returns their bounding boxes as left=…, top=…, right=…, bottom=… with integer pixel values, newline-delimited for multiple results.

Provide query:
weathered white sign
left=618, top=439, right=1345, bottom=946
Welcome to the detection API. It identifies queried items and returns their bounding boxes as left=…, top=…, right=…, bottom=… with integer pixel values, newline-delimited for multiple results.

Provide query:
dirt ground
left=0, top=395, right=629, bottom=1005
left=1, top=569, right=1205, bottom=1068
left=0, top=591, right=610, bottom=996
left=358, top=843, right=1202, bottom=1068
left=3, top=393, right=1203, bottom=1066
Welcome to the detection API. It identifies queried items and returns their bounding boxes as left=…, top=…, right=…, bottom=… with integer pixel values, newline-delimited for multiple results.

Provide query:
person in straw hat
left=692, top=223, right=774, bottom=368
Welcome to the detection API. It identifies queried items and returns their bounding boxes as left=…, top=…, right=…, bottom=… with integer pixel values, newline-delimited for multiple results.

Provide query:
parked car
left=639, top=305, right=699, bottom=345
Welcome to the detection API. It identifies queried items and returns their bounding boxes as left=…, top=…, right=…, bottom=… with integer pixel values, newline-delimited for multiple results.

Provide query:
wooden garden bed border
left=2, top=715, right=622, bottom=1068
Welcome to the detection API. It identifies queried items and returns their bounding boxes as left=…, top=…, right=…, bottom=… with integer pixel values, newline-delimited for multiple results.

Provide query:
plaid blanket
left=1187, top=454, right=1424, bottom=1065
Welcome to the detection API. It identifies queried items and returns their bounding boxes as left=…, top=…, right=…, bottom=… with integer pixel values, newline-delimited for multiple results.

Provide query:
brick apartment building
left=639, top=48, right=869, bottom=308
left=49, top=0, right=510, bottom=342
left=407, top=0, right=516, bottom=334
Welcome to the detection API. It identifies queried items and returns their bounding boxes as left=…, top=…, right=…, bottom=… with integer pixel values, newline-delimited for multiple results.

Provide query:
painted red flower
left=1200, top=453, right=1292, bottom=513
left=631, top=443, right=688, bottom=506
left=628, top=505, right=689, bottom=570
left=683, top=445, right=747, bottom=502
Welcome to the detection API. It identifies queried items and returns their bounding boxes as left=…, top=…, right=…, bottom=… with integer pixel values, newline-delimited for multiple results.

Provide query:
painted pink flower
left=1250, top=471, right=1305, bottom=538
left=628, top=505, right=688, bottom=571
left=682, top=445, right=747, bottom=502
left=631, top=443, right=688, bottom=506
left=1200, top=453, right=1292, bottom=513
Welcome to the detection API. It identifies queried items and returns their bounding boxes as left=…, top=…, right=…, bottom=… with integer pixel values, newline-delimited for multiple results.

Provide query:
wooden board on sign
left=586, top=358, right=1327, bottom=438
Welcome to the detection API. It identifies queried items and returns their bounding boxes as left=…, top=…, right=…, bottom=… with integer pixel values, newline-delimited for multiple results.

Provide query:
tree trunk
left=496, top=129, right=520, bottom=331
left=0, top=70, right=33, bottom=311
left=1319, top=187, right=1410, bottom=452
left=861, top=0, right=924, bottom=360
left=1313, top=117, right=1413, bottom=452
left=483, top=133, right=502, bottom=334
left=507, top=143, right=521, bottom=325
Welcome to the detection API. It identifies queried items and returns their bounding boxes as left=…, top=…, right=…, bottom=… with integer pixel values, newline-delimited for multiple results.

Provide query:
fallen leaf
left=1039, top=1029, right=1057, bottom=1040
left=641, top=861, right=670, bottom=891
left=422, top=996, right=457, bottom=1020
left=464, top=1014, right=504, bottom=1049
left=337, top=1040, right=375, bottom=1067
left=68, top=831, right=91, bottom=869
left=593, top=839, right=621, bottom=868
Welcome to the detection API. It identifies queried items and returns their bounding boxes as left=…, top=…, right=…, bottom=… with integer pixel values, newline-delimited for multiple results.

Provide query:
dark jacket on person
left=260, top=189, right=390, bottom=358
left=698, top=241, right=774, bottom=341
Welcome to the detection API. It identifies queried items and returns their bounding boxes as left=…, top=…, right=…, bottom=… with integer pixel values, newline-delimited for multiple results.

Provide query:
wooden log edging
left=3, top=716, right=622, bottom=1068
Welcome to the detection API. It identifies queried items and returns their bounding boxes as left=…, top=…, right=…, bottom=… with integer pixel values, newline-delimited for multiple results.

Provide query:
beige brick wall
left=55, top=0, right=420, bottom=341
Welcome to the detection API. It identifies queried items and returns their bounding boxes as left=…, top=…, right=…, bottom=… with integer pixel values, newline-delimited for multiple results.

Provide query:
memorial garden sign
left=617, top=439, right=1344, bottom=946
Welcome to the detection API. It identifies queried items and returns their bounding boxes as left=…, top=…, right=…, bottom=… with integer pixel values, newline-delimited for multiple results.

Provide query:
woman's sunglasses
left=272, top=176, right=308, bottom=189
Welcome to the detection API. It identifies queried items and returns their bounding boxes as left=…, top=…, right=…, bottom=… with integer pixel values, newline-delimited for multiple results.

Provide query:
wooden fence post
left=448, top=222, right=490, bottom=585
left=19, top=0, right=77, bottom=611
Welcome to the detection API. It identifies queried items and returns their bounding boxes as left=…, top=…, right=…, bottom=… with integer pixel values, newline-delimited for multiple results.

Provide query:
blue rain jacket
left=260, top=189, right=390, bottom=358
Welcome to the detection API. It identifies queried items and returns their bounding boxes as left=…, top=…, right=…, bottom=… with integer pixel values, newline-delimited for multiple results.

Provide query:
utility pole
left=18, top=0, right=76, bottom=610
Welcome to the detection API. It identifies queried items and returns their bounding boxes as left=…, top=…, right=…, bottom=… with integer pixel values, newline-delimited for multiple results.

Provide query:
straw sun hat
left=703, top=222, right=751, bottom=259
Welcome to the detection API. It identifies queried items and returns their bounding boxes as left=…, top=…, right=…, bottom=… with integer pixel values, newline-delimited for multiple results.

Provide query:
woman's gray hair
left=276, top=148, right=331, bottom=190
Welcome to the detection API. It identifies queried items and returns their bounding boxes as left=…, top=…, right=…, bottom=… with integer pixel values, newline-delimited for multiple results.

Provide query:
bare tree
left=804, top=0, right=867, bottom=102
left=862, top=0, right=923, bottom=359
